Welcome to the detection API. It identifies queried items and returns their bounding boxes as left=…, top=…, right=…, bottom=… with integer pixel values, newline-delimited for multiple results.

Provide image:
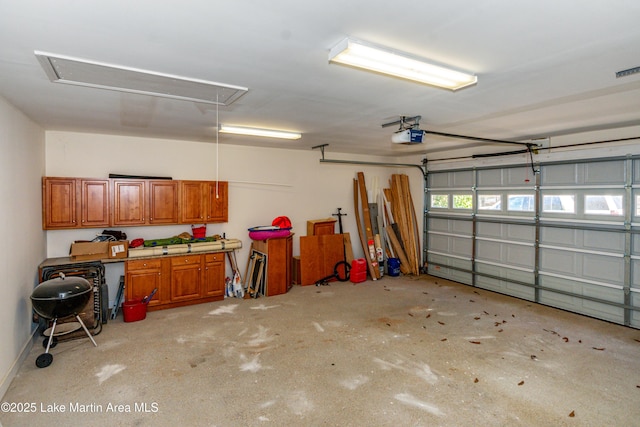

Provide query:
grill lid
left=31, top=276, right=92, bottom=301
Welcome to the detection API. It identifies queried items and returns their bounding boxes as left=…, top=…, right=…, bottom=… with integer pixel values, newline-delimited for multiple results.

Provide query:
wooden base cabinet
left=125, top=252, right=226, bottom=311
left=251, top=235, right=293, bottom=296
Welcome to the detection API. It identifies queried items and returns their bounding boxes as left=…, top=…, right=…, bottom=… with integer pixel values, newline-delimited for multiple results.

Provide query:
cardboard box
left=108, top=241, right=129, bottom=259
left=70, top=242, right=110, bottom=261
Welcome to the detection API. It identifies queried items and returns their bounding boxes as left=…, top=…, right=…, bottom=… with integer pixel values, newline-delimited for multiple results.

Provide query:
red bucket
left=192, top=225, right=206, bottom=239
left=122, top=299, right=147, bottom=322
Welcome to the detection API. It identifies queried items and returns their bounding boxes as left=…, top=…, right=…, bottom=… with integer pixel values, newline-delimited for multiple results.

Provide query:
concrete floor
left=2, top=274, right=639, bottom=426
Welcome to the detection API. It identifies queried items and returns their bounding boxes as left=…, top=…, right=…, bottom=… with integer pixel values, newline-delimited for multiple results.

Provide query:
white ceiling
left=1, top=0, right=639, bottom=160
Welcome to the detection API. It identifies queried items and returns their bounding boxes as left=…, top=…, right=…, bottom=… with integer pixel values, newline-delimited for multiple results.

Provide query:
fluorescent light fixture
left=328, top=38, right=477, bottom=90
left=219, top=125, right=302, bottom=140
left=34, top=51, right=248, bottom=106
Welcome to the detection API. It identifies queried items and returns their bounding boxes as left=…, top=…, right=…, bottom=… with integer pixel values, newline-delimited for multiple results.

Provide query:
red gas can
left=350, top=258, right=367, bottom=283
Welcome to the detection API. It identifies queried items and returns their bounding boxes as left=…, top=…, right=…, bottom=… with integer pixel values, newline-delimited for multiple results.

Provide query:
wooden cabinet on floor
left=125, top=252, right=227, bottom=311
left=251, top=234, right=293, bottom=296
left=125, top=258, right=166, bottom=308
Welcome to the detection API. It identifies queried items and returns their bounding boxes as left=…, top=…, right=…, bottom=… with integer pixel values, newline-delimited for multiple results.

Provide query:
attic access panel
left=34, top=51, right=248, bottom=106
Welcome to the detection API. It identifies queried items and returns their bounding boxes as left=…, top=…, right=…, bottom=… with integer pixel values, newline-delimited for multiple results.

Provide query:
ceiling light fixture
left=219, top=125, right=302, bottom=140
left=328, top=38, right=477, bottom=91
left=34, top=51, right=248, bottom=106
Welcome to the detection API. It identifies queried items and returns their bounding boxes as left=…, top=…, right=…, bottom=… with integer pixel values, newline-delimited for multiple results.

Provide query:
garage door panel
left=476, top=263, right=535, bottom=300
left=584, top=160, right=625, bottom=184
left=540, top=227, right=577, bottom=246
left=583, top=230, right=624, bottom=252
left=428, top=218, right=451, bottom=233
left=452, top=220, right=472, bottom=234
left=630, top=292, right=640, bottom=328
left=581, top=254, right=624, bottom=285
left=429, top=234, right=451, bottom=252
left=476, top=222, right=534, bottom=242
left=451, top=237, right=472, bottom=257
left=476, top=241, right=534, bottom=269
left=632, top=259, right=640, bottom=288
left=540, top=248, right=578, bottom=275
left=540, top=289, right=623, bottom=324
left=505, top=245, right=535, bottom=268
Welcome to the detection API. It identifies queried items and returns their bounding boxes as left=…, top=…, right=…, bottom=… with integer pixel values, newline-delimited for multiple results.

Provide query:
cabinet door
left=80, top=179, right=110, bottom=228
left=206, top=181, right=228, bottom=223
left=203, top=253, right=225, bottom=297
left=113, top=180, right=146, bottom=225
left=180, top=181, right=205, bottom=223
left=170, top=255, right=202, bottom=301
left=125, top=260, right=163, bottom=308
left=149, top=180, right=178, bottom=224
left=43, top=177, right=77, bottom=229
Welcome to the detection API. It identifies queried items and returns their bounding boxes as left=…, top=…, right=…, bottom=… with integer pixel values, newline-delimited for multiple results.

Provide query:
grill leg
left=75, top=315, right=98, bottom=347
left=44, top=318, right=58, bottom=353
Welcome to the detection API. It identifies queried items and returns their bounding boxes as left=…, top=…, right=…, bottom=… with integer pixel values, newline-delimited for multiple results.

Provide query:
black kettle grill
left=30, top=274, right=98, bottom=368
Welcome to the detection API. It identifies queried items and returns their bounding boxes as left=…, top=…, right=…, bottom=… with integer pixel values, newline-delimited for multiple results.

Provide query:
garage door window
left=478, top=195, right=501, bottom=210
left=507, top=194, right=535, bottom=212
left=431, top=194, right=448, bottom=209
left=453, top=194, right=473, bottom=209
left=585, top=195, right=623, bottom=216
left=542, top=195, right=575, bottom=213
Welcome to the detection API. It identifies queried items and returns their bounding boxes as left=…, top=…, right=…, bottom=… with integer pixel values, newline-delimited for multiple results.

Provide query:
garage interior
left=1, top=1, right=640, bottom=426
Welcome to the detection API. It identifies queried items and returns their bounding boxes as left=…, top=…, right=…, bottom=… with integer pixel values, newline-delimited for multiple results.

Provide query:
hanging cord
left=527, top=144, right=539, bottom=175
left=216, top=94, right=219, bottom=199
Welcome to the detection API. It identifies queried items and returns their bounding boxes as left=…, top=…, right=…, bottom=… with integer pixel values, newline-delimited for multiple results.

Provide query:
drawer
left=126, top=258, right=162, bottom=270
left=205, top=253, right=224, bottom=263
left=171, top=255, right=201, bottom=266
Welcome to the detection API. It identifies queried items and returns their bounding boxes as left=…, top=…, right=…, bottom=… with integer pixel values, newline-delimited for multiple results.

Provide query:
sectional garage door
left=426, top=156, right=640, bottom=328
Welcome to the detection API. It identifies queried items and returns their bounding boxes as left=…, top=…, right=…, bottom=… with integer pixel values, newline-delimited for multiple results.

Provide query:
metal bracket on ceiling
left=381, top=115, right=422, bottom=131
left=311, top=143, right=329, bottom=160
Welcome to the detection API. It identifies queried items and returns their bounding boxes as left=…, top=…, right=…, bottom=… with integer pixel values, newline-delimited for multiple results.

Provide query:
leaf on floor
left=592, top=347, right=605, bottom=351
left=569, top=410, right=575, bottom=417
left=474, top=317, right=480, bottom=320
left=518, top=380, right=525, bottom=386
left=426, top=313, right=431, bottom=319
left=470, top=299, right=475, bottom=303
left=469, top=341, right=481, bottom=344
left=438, top=321, right=445, bottom=325
left=530, top=355, right=538, bottom=360
left=563, top=337, right=569, bottom=342
left=408, top=313, right=414, bottom=317
left=440, top=338, right=447, bottom=342
left=498, top=329, right=504, bottom=332
left=474, top=378, right=479, bottom=383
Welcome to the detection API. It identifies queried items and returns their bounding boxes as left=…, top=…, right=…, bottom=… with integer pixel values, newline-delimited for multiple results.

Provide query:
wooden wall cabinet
left=112, top=179, right=146, bottom=226
left=125, top=252, right=226, bottom=311
left=43, top=177, right=226, bottom=229
left=42, top=177, right=110, bottom=229
left=112, top=179, right=179, bottom=226
left=251, top=234, right=293, bottom=296
left=180, top=181, right=228, bottom=224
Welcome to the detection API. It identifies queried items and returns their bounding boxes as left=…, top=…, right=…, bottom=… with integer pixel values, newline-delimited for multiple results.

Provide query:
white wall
left=0, top=96, right=46, bottom=398
left=45, top=131, right=426, bottom=305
